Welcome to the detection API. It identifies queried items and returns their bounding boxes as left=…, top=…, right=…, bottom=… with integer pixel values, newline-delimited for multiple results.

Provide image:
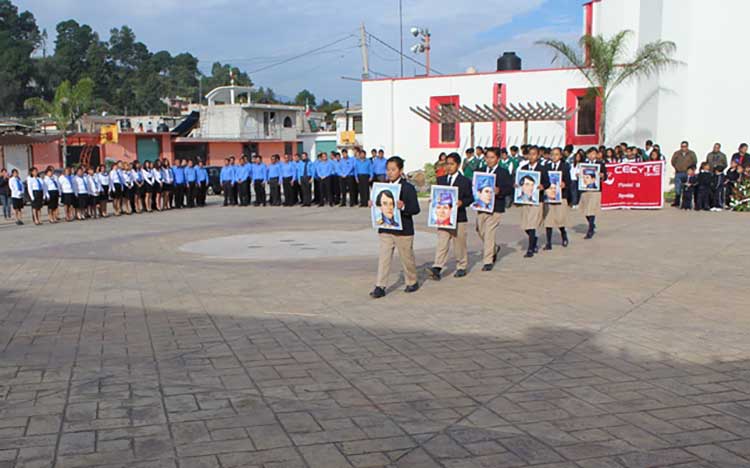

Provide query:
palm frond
left=609, top=40, right=681, bottom=93
left=535, top=39, right=595, bottom=86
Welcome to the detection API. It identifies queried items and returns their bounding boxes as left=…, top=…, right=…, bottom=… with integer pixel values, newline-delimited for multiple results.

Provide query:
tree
left=24, top=78, right=94, bottom=166
left=294, top=89, right=316, bottom=108
left=537, top=30, right=679, bottom=143
left=53, top=20, right=97, bottom=84
left=317, top=99, right=344, bottom=125
left=0, top=0, right=41, bottom=114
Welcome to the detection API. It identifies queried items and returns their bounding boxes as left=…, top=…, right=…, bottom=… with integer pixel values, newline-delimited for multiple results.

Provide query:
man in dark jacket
left=428, top=152, right=474, bottom=281
left=475, top=147, right=514, bottom=271
left=705, top=143, right=727, bottom=171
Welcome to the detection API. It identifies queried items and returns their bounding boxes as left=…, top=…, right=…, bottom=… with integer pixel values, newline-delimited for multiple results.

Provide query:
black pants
left=681, top=189, right=693, bottom=210
left=282, top=177, right=294, bottom=206
left=300, top=177, right=312, bottom=206
left=294, top=180, right=302, bottom=204
left=331, top=175, right=341, bottom=204
left=357, top=176, right=370, bottom=207
left=197, top=182, right=207, bottom=206
left=340, top=175, right=357, bottom=206
left=174, top=184, right=185, bottom=208
left=187, top=182, right=196, bottom=207
left=319, top=177, right=333, bottom=206
left=223, top=182, right=232, bottom=206
left=696, top=188, right=710, bottom=211
left=231, top=183, right=238, bottom=205
left=313, top=179, right=321, bottom=204
left=239, top=180, right=250, bottom=206
left=127, top=188, right=136, bottom=212
left=269, top=179, right=282, bottom=206
left=253, top=181, right=266, bottom=206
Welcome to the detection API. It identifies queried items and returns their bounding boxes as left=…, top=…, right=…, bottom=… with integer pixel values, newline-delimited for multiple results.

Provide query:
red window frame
left=565, top=88, right=602, bottom=146
left=492, top=83, right=507, bottom=148
left=429, top=95, right=460, bottom=148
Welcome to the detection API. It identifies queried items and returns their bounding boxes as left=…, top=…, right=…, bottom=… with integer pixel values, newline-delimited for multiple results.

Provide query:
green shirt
left=462, top=157, right=486, bottom=180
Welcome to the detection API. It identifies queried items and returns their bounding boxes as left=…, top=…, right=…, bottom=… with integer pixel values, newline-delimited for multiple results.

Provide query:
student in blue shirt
left=295, top=152, right=313, bottom=207
left=338, top=149, right=357, bottom=207
left=267, top=154, right=283, bottom=206
left=229, top=157, right=239, bottom=205
left=172, top=159, right=185, bottom=209
left=292, top=153, right=303, bottom=204
left=196, top=159, right=209, bottom=207
left=312, top=157, right=321, bottom=205
left=330, top=152, right=341, bottom=205
left=251, top=155, right=268, bottom=206
left=235, top=156, right=250, bottom=206
left=315, top=152, right=334, bottom=207
left=220, top=158, right=234, bottom=207
left=280, top=154, right=297, bottom=206
left=355, top=149, right=374, bottom=207
left=184, top=159, right=197, bottom=208
left=372, top=149, right=388, bottom=182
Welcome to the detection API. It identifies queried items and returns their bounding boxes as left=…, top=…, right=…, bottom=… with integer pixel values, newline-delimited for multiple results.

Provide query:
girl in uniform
left=516, top=146, right=550, bottom=258
left=141, top=160, right=155, bottom=212
left=97, top=165, right=110, bottom=217
left=59, top=167, right=76, bottom=222
left=543, top=147, right=572, bottom=250
left=580, top=147, right=608, bottom=239
left=43, top=167, right=61, bottom=223
left=122, top=162, right=135, bottom=215
left=9, top=169, right=25, bottom=225
left=27, top=167, right=44, bottom=225
left=73, top=167, right=89, bottom=220
left=152, top=160, right=164, bottom=211
left=110, top=162, right=124, bottom=216
left=86, top=167, right=100, bottom=219
left=132, top=161, right=144, bottom=213
left=162, top=159, right=174, bottom=209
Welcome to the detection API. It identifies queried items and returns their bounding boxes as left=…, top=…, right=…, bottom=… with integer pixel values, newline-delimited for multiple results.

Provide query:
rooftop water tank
left=497, top=52, right=522, bottom=71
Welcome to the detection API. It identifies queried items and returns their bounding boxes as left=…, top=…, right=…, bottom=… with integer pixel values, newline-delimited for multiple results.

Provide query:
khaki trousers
left=377, top=233, right=418, bottom=288
left=433, top=223, right=468, bottom=270
left=475, top=212, right=501, bottom=265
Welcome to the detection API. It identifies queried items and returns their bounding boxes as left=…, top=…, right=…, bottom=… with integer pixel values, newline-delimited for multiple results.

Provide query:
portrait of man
left=428, top=185, right=458, bottom=229
left=371, top=182, right=402, bottom=230
left=579, top=164, right=600, bottom=191
left=471, top=173, right=496, bottom=213
left=514, top=170, right=541, bottom=205
left=545, top=171, right=562, bottom=203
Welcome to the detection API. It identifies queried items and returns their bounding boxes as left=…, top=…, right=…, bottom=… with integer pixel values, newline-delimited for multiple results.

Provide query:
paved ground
left=1, top=198, right=749, bottom=468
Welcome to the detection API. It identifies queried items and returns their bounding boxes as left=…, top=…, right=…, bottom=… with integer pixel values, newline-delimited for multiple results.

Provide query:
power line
left=367, top=32, right=442, bottom=75
left=247, top=34, right=357, bottom=74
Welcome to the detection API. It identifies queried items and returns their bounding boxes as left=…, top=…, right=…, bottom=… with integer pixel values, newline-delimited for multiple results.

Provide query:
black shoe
left=428, top=267, right=441, bottom=281
left=584, top=231, right=594, bottom=240
left=543, top=244, right=552, bottom=251
left=524, top=251, right=534, bottom=258
left=492, top=245, right=501, bottom=264
left=562, top=239, right=569, bottom=247
left=404, top=283, right=420, bottom=293
left=454, top=269, right=467, bottom=278
left=481, top=264, right=493, bottom=272
left=369, top=287, right=386, bottom=298
left=534, top=246, right=540, bottom=253
left=16, top=220, right=23, bottom=226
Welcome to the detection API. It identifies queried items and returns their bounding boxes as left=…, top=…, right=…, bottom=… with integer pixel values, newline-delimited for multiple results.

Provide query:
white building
left=362, top=0, right=750, bottom=177
left=333, top=106, right=363, bottom=148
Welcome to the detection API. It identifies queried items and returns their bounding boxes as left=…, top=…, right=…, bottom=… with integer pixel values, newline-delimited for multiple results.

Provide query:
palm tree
left=537, top=30, right=680, bottom=144
left=25, top=78, right=95, bottom=167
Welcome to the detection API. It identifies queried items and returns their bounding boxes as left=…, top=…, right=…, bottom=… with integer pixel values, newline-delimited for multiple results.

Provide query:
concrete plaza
left=1, top=199, right=749, bottom=468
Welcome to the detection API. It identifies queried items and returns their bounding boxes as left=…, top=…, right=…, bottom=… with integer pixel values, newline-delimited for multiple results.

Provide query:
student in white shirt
left=73, top=167, right=89, bottom=221
left=58, top=166, right=76, bottom=222
left=43, top=167, right=61, bottom=224
left=85, top=167, right=100, bottom=219
left=27, top=167, right=44, bottom=225
left=122, top=162, right=135, bottom=215
left=110, top=161, right=124, bottom=216
left=141, top=160, right=155, bottom=213
left=9, top=169, right=25, bottom=225
left=152, top=160, right=164, bottom=211
left=161, top=159, right=174, bottom=209
left=96, top=165, right=110, bottom=217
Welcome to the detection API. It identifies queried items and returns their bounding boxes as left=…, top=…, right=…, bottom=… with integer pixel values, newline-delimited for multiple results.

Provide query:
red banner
left=602, top=161, right=665, bottom=209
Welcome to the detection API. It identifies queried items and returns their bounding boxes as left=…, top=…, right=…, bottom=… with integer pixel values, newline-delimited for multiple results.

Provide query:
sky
left=14, top=0, right=583, bottom=104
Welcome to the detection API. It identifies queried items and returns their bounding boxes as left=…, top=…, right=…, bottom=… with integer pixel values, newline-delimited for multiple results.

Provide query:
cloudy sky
left=15, top=0, right=583, bottom=103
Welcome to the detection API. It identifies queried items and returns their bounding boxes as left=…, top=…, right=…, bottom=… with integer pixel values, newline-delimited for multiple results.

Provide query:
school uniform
left=27, top=176, right=44, bottom=210
left=296, top=159, right=313, bottom=206
left=517, top=161, right=550, bottom=256
left=312, top=160, right=321, bottom=204
left=251, top=163, right=267, bottom=206
left=142, top=168, right=155, bottom=197
left=43, top=176, right=60, bottom=210
left=124, top=170, right=136, bottom=212
left=162, top=167, right=174, bottom=193
left=376, top=178, right=421, bottom=290
left=475, top=164, right=514, bottom=268
left=86, top=174, right=100, bottom=209
left=579, top=159, right=608, bottom=238
left=695, top=170, right=712, bottom=211
left=184, top=166, right=197, bottom=207
left=10, top=176, right=25, bottom=211
left=681, top=174, right=696, bottom=210
left=152, top=168, right=164, bottom=194
left=330, top=159, right=341, bottom=205
left=73, top=175, right=90, bottom=210
left=338, top=156, right=356, bottom=206
left=543, top=160, right=571, bottom=248
left=267, top=163, right=283, bottom=206
left=355, top=158, right=373, bottom=207
left=726, top=168, right=740, bottom=208
left=173, top=165, right=186, bottom=208
left=372, top=157, right=387, bottom=183
left=315, top=160, right=334, bottom=206
left=98, top=171, right=110, bottom=200
left=280, top=161, right=296, bottom=206
left=59, top=174, right=76, bottom=207
left=110, top=168, right=124, bottom=199
left=236, top=163, right=251, bottom=206
left=433, top=172, right=473, bottom=273
left=712, top=172, right=725, bottom=209
left=196, top=166, right=208, bottom=206
left=220, top=165, right=234, bottom=206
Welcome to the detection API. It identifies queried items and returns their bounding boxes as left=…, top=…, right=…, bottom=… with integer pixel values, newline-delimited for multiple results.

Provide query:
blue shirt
left=196, top=167, right=208, bottom=183
left=173, top=166, right=185, bottom=185
left=235, top=163, right=251, bottom=183
left=315, top=160, right=333, bottom=178
left=355, top=158, right=373, bottom=178
left=295, top=160, right=312, bottom=179
left=185, top=166, right=197, bottom=183
left=220, top=165, right=234, bottom=183
left=280, top=162, right=296, bottom=181
left=372, top=157, right=387, bottom=175
left=338, top=157, right=355, bottom=177
left=251, top=163, right=267, bottom=182
left=267, top=163, right=282, bottom=183
left=330, top=159, right=340, bottom=177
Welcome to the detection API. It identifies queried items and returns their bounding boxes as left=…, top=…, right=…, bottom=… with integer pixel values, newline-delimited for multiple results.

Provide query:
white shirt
left=86, top=174, right=100, bottom=196
left=73, top=175, right=89, bottom=195
left=43, top=176, right=59, bottom=196
left=122, top=170, right=133, bottom=187
left=142, top=168, right=155, bottom=185
left=27, top=177, right=43, bottom=200
left=9, top=176, right=25, bottom=199
left=162, top=168, right=173, bottom=184
left=59, top=174, right=74, bottom=193
left=446, top=174, right=455, bottom=186
left=152, top=168, right=163, bottom=184
left=110, top=168, right=124, bottom=186
left=97, top=172, right=110, bottom=186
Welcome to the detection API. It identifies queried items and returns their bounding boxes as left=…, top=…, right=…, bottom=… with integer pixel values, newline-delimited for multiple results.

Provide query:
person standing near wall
left=705, top=143, right=727, bottom=172
left=355, top=149, right=373, bottom=207
left=196, top=160, right=208, bottom=207
left=0, top=168, right=11, bottom=220
left=671, top=141, right=697, bottom=207
left=173, top=158, right=185, bottom=209
left=9, top=169, right=25, bottom=225
left=372, top=149, right=387, bottom=183
left=251, top=155, right=267, bottom=207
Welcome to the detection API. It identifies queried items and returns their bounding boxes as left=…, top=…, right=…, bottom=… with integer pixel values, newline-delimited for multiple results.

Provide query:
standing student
left=185, top=159, right=197, bottom=208
left=173, top=158, right=185, bottom=208
left=428, top=152, right=474, bottom=280
left=267, top=155, right=283, bottom=206
left=543, top=147, right=571, bottom=250
left=517, top=146, right=550, bottom=258
left=122, top=162, right=134, bottom=214
left=312, top=156, right=321, bottom=204
left=292, top=153, right=303, bottom=204
left=9, top=169, right=25, bottom=225
left=96, top=165, right=109, bottom=217
left=72, top=167, right=89, bottom=221
left=315, top=153, right=334, bottom=207
left=42, top=167, right=61, bottom=223
left=142, top=161, right=155, bottom=212
left=229, top=157, right=239, bottom=205
left=330, top=152, right=341, bottom=205
left=235, top=156, right=249, bottom=206
left=27, top=167, right=44, bottom=225
left=462, top=148, right=485, bottom=181
left=280, top=154, right=297, bottom=206
left=162, top=159, right=174, bottom=209
left=475, top=147, right=514, bottom=271
left=109, top=161, right=124, bottom=216
left=152, top=160, right=164, bottom=211
left=372, top=149, right=387, bottom=182
left=132, top=161, right=145, bottom=214
left=0, top=168, right=10, bottom=220
left=370, top=156, right=421, bottom=298
left=251, top=155, right=267, bottom=206
left=220, top=158, right=233, bottom=206
left=338, top=149, right=356, bottom=207
left=580, top=147, right=608, bottom=238
left=85, top=167, right=100, bottom=219
left=296, top=152, right=313, bottom=207
left=355, top=149, right=373, bottom=207
left=196, top=160, right=208, bottom=207
left=58, top=167, right=76, bottom=222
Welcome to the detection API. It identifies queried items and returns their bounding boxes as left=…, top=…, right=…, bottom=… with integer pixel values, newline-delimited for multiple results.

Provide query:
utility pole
left=360, top=23, right=370, bottom=80
left=399, top=0, right=404, bottom=77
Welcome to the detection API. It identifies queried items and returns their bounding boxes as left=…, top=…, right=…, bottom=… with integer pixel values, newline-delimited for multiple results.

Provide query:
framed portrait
left=428, top=185, right=459, bottom=229
left=579, top=163, right=601, bottom=191
left=371, top=183, right=402, bottom=231
left=545, top=171, right=563, bottom=204
left=514, top=170, right=541, bottom=206
left=471, top=172, right=496, bottom=213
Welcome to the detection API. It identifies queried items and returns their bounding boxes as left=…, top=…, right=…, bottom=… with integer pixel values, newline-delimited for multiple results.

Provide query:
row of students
left=218, top=149, right=389, bottom=208
left=370, top=147, right=607, bottom=298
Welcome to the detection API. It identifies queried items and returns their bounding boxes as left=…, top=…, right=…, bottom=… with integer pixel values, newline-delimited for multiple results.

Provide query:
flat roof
left=362, top=65, right=580, bottom=83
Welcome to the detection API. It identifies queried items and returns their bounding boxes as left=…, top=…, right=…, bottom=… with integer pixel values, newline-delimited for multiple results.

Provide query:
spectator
left=0, top=168, right=10, bottom=220
left=731, top=143, right=748, bottom=168
left=643, top=139, right=655, bottom=160
left=705, top=143, right=727, bottom=171
left=671, top=140, right=698, bottom=207
left=605, top=148, right=616, bottom=163
left=434, top=152, right=448, bottom=178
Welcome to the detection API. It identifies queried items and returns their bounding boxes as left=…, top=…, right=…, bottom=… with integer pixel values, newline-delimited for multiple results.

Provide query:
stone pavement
left=1, top=198, right=749, bottom=468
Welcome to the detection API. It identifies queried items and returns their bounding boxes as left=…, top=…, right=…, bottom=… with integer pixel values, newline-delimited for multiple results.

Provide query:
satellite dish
left=410, top=27, right=420, bottom=37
